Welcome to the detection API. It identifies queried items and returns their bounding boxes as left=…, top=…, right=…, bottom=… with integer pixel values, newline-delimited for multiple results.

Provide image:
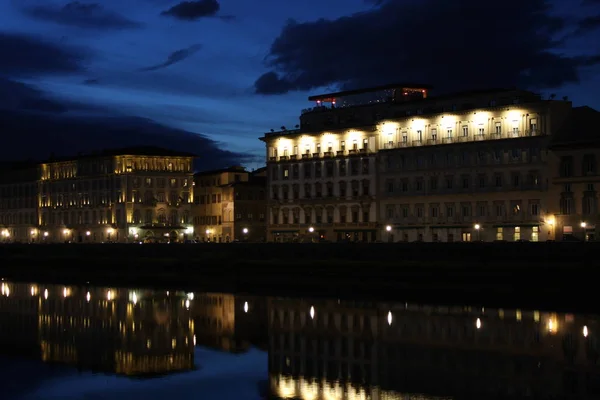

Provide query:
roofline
left=308, top=83, right=433, bottom=101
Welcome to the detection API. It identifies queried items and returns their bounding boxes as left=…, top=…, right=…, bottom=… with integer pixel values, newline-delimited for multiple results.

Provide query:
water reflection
left=268, top=299, right=600, bottom=400
left=2, top=280, right=600, bottom=399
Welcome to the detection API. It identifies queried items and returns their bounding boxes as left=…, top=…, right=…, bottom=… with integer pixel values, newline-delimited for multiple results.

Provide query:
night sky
left=1, top=0, right=599, bottom=170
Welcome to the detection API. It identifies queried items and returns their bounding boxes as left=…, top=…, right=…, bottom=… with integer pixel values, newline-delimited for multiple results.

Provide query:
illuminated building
left=261, top=84, right=596, bottom=242
left=260, top=84, right=431, bottom=242
left=0, top=162, right=39, bottom=243
left=268, top=297, right=600, bottom=399
left=0, top=147, right=195, bottom=243
left=192, top=166, right=267, bottom=242
left=0, top=282, right=195, bottom=377
left=547, top=106, right=600, bottom=242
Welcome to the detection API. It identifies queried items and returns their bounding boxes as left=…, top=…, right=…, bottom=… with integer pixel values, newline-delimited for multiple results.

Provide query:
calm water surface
left=0, top=280, right=598, bottom=399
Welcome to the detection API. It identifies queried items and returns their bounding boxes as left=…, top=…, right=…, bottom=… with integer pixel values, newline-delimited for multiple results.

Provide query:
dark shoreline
left=0, top=242, right=596, bottom=313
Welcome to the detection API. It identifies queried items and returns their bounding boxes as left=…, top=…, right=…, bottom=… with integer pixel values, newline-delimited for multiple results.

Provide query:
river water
left=0, top=280, right=598, bottom=399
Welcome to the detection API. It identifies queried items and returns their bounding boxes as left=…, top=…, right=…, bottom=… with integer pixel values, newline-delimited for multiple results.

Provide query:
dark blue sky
left=0, top=0, right=599, bottom=169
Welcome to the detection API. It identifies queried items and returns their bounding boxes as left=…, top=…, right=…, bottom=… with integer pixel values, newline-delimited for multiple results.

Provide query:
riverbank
left=0, top=242, right=596, bottom=311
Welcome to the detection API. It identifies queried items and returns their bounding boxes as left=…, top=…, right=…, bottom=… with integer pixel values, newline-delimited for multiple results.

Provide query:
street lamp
left=308, top=226, right=314, bottom=233
left=581, top=222, right=587, bottom=228
left=385, top=225, right=392, bottom=232
left=474, top=224, right=481, bottom=241
left=242, top=227, right=249, bottom=234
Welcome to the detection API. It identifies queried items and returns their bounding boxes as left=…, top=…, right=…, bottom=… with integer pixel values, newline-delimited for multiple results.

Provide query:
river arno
left=0, top=279, right=599, bottom=399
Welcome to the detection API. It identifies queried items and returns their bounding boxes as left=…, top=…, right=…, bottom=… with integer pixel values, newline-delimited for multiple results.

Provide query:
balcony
left=442, top=137, right=454, bottom=144
left=348, top=149, right=358, bottom=155
left=289, top=155, right=297, bottom=160
left=399, top=142, right=409, bottom=148
left=337, top=150, right=345, bottom=156
left=474, top=134, right=486, bottom=141
left=302, top=154, right=311, bottom=159
left=412, top=140, right=423, bottom=147
left=313, top=152, right=321, bottom=158
left=324, top=151, right=334, bottom=157
left=457, top=135, right=470, bottom=143
left=280, top=155, right=288, bottom=161
left=427, top=138, right=439, bottom=145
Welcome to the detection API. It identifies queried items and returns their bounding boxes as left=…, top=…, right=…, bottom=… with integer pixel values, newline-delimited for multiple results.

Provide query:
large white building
left=261, top=84, right=597, bottom=242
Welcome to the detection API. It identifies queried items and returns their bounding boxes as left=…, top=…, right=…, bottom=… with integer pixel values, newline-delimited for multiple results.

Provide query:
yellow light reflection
left=584, top=325, right=589, bottom=338
left=278, top=376, right=296, bottom=399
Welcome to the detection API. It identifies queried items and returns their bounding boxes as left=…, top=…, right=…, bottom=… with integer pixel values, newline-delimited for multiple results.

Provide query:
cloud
left=575, top=15, right=600, bottom=35
left=0, top=32, right=87, bottom=77
left=160, top=0, right=221, bottom=21
left=0, top=79, right=254, bottom=169
left=254, top=0, right=600, bottom=95
left=0, top=77, right=68, bottom=113
left=23, top=1, right=142, bottom=30
left=138, top=44, right=202, bottom=72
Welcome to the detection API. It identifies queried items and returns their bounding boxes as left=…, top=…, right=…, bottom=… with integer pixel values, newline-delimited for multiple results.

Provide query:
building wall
left=0, top=165, right=39, bottom=243
left=0, top=153, right=194, bottom=243
left=548, top=147, right=600, bottom=241
left=193, top=168, right=267, bottom=242
left=262, top=89, right=577, bottom=242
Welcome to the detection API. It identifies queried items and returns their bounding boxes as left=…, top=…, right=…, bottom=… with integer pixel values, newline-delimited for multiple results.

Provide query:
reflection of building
left=0, top=282, right=195, bottom=377
left=262, top=83, right=599, bottom=242
left=548, top=107, right=600, bottom=241
left=268, top=297, right=600, bottom=399
left=192, top=166, right=267, bottom=242
left=190, top=292, right=268, bottom=353
left=0, top=147, right=195, bottom=243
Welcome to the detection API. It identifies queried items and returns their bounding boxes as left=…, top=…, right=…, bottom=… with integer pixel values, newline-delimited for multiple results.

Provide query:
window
left=430, top=177, right=438, bottom=190
left=446, top=206, right=454, bottom=217
left=386, top=179, right=394, bottom=193
left=496, top=227, right=503, bottom=240
left=431, top=206, right=439, bottom=217
left=478, top=127, right=485, bottom=136
left=447, top=129, right=453, bottom=138
left=512, top=173, right=520, bottom=188
left=446, top=176, right=453, bottom=189
left=402, top=132, right=408, bottom=143
left=417, top=130, right=423, bottom=141
left=316, top=143, right=321, bottom=154
left=531, top=226, right=539, bottom=242
left=462, top=176, right=470, bottom=189
left=478, top=174, right=486, bottom=188
left=495, top=122, right=502, bottom=135
left=431, top=129, right=438, bottom=141
left=495, top=174, right=503, bottom=187
left=530, top=203, right=539, bottom=216
left=514, top=226, right=521, bottom=241
left=462, top=204, right=470, bottom=217
left=478, top=204, right=487, bottom=217
left=529, top=118, right=537, bottom=134
left=362, top=138, right=368, bottom=150
left=495, top=204, right=503, bottom=217
left=583, top=154, right=597, bottom=175
left=340, top=141, right=346, bottom=151
left=462, top=126, right=468, bottom=136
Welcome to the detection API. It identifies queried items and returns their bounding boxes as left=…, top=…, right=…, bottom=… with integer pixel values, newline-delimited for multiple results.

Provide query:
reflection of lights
left=474, top=224, right=480, bottom=230
left=132, top=292, right=138, bottom=305
left=385, top=225, right=392, bottom=232
left=1, top=283, right=5, bottom=295
left=387, top=311, right=392, bottom=325
left=308, top=227, right=315, bottom=233
left=278, top=376, right=296, bottom=399
left=309, top=306, right=315, bottom=319
left=187, top=292, right=194, bottom=300
left=244, top=301, right=249, bottom=313
left=86, top=292, right=91, bottom=302
left=476, top=318, right=482, bottom=329
left=516, top=309, right=522, bottom=321
left=31, top=286, right=37, bottom=296
left=44, top=289, right=48, bottom=299
left=584, top=325, right=589, bottom=337
left=1, top=283, right=9, bottom=297
left=63, top=287, right=69, bottom=298
left=185, top=299, right=190, bottom=309
left=242, top=227, right=249, bottom=234
left=86, top=231, right=91, bottom=236
left=547, top=317, right=558, bottom=334
left=107, top=290, right=113, bottom=301
left=193, top=335, right=196, bottom=346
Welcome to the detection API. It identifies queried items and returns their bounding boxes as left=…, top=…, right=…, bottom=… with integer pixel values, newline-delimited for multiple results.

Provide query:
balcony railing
left=302, top=154, right=311, bottom=159
left=473, top=134, right=486, bottom=141
left=457, top=135, right=470, bottom=143
left=442, top=137, right=454, bottom=144
left=412, top=140, right=423, bottom=146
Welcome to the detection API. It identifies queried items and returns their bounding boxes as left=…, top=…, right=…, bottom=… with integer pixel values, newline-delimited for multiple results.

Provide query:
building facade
left=0, top=147, right=195, bottom=243
left=547, top=106, right=600, bottom=242
left=262, top=84, right=594, bottom=242
left=378, top=90, right=572, bottom=243
left=0, top=163, right=39, bottom=243
left=192, top=166, right=267, bottom=242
